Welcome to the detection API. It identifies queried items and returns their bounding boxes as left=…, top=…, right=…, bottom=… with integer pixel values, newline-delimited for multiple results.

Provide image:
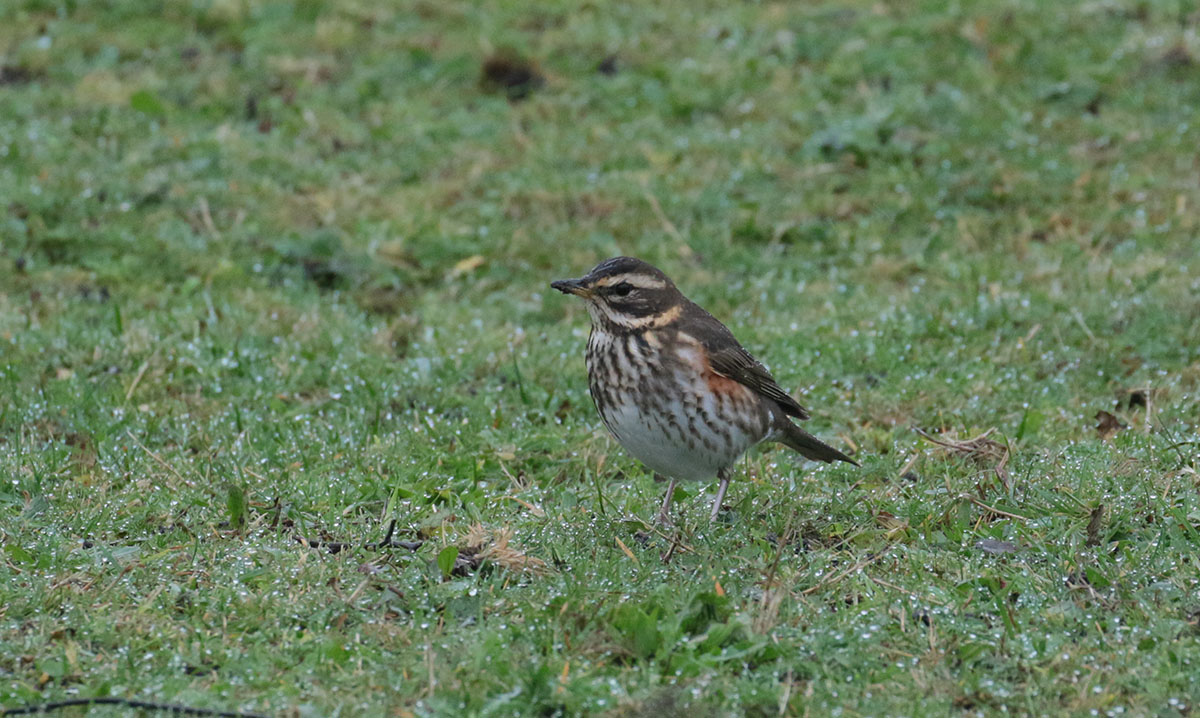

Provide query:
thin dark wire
left=1, top=697, right=267, bottom=717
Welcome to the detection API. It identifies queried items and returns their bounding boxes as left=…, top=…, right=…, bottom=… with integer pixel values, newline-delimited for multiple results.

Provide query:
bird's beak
left=550, top=277, right=593, bottom=298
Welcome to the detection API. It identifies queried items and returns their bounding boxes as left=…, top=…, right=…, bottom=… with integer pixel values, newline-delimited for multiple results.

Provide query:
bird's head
left=551, top=256, right=684, bottom=330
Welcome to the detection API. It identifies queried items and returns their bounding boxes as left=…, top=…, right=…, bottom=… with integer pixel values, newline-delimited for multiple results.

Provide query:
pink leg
left=710, top=470, right=730, bottom=522
left=657, top=476, right=678, bottom=525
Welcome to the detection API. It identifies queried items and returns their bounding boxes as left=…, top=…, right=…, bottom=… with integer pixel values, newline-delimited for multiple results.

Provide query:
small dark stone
left=1160, top=44, right=1194, bottom=70
left=0, top=65, right=34, bottom=86
left=480, top=49, right=544, bottom=101
left=597, top=54, right=619, bottom=76
left=301, top=259, right=344, bottom=290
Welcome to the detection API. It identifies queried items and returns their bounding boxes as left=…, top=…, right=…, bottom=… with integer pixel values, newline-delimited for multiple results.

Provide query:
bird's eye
left=609, top=282, right=634, bottom=297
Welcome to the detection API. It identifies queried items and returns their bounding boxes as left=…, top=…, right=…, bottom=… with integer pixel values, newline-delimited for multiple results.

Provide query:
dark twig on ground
left=1, top=696, right=267, bottom=717
left=294, top=519, right=423, bottom=554
left=915, top=427, right=1011, bottom=489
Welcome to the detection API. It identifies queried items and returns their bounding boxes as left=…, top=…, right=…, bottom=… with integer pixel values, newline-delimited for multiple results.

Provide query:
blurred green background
left=2, top=0, right=1199, bottom=715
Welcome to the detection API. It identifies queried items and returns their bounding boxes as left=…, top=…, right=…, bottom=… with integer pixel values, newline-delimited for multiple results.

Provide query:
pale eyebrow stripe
left=593, top=274, right=667, bottom=289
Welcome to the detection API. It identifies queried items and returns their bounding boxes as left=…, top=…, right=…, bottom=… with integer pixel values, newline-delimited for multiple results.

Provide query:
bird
left=551, top=256, right=858, bottom=523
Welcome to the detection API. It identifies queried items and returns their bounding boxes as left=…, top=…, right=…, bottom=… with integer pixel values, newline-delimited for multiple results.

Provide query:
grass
left=2, top=0, right=1199, bottom=715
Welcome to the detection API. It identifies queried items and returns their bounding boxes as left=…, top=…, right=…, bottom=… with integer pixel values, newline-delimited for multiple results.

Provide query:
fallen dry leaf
left=874, top=510, right=909, bottom=535
left=459, top=524, right=548, bottom=575
left=1086, top=504, right=1105, bottom=546
left=449, top=254, right=485, bottom=278
left=1095, top=410, right=1126, bottom=439
left=974, top=539, right=1021, bottom=556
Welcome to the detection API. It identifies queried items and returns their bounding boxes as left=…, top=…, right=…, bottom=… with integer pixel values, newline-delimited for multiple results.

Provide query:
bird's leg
left=657, top=475, right=678, bottom=525
left=710, top=469, right=731, bottom=522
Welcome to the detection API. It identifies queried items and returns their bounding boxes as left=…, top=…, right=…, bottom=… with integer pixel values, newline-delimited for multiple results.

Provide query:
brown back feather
left=679, top=302, right=811, bottom=420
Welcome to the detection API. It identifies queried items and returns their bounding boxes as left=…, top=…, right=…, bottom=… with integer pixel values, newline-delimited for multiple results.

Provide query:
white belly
left=598, top=393, right=735, bottom=480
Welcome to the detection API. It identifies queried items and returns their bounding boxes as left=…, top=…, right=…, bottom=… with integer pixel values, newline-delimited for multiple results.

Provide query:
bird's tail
left=777, top=420, right=859, bottom=466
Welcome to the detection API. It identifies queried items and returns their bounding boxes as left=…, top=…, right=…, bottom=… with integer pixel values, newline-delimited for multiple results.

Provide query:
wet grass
left=2, top=0, right=1200, bottom=716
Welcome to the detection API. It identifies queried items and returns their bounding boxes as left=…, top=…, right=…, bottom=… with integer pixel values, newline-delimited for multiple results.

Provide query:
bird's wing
left=684, top=303, right=811, bottom=420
